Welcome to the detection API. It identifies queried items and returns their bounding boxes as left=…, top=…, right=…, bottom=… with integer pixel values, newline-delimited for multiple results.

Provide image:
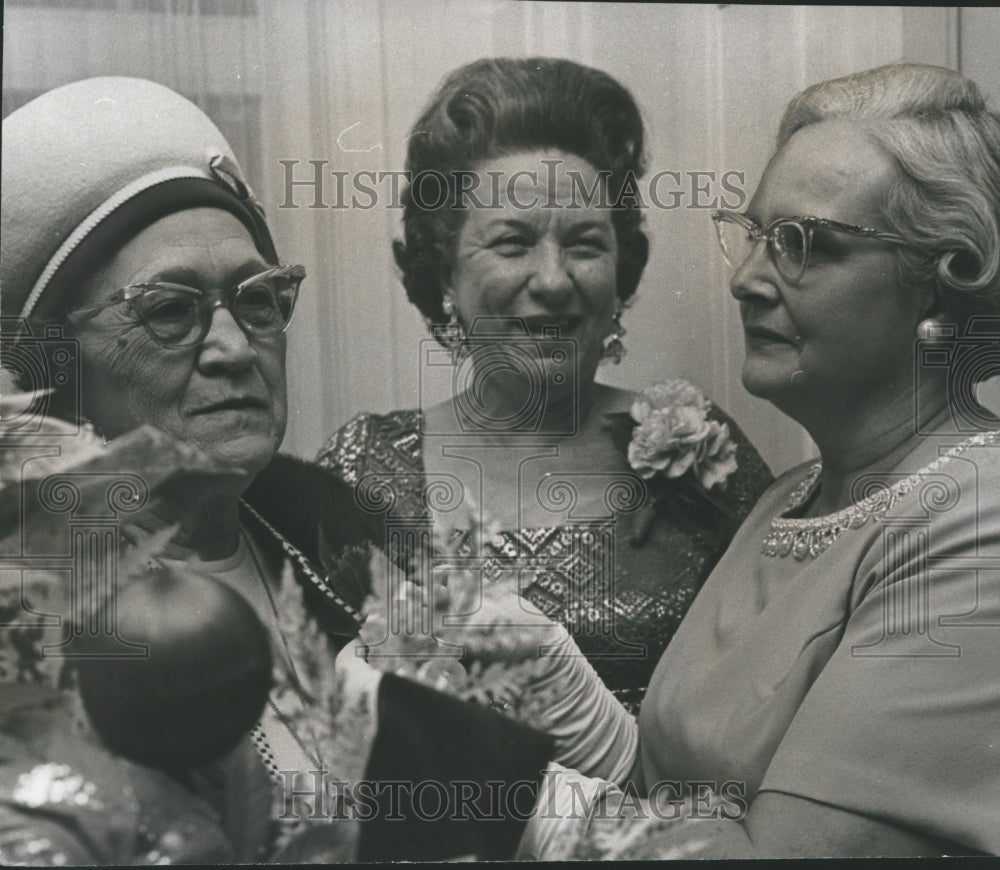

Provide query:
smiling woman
left=445, top=152, right=621, bottom=404
left=318, top=57, right=774, bottom=731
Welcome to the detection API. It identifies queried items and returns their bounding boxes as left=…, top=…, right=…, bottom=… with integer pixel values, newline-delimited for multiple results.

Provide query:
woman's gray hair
left=779, top=62, right=1000, bottom=324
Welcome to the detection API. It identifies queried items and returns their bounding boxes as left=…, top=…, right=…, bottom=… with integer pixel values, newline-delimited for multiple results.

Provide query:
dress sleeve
left=758, top=458, right=1000, bottom=855
left=315, top=412, right=374, bottom=483
left=0, top=711, right=240, bottom=864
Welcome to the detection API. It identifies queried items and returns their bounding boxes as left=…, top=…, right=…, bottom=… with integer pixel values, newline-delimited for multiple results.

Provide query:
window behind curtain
left=2, top=0, right=264, bottom=192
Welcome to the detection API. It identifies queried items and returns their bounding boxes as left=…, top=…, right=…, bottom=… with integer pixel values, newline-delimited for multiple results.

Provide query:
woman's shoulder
left=760, top=431, right=1000, bottom=570
left=591, top=382, right=642, bottom=414
left=241, top=452, right=381, bottom=627
left=896, top=428, right=1000, bottom=528
left=757, top=456, right=822, bottom=514
left=246, top=453, right=374, bottom=540
left=316, top=408, right=423, bottom=481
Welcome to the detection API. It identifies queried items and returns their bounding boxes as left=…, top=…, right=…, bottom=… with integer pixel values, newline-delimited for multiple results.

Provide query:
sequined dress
left=318, top=404, right=773, bottom=715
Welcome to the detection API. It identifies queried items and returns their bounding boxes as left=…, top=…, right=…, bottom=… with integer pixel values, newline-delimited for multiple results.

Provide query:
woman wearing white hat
left=0, top=77, right=554, bottom=864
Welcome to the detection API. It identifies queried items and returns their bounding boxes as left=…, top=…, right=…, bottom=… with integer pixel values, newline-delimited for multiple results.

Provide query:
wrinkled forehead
left=751, top=121, right=898, bottom=227
left=84, top=208, right=269, bottom=302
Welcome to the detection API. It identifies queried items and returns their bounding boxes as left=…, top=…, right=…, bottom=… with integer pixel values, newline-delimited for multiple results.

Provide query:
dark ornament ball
left=76, top=568, right=273, bottom=770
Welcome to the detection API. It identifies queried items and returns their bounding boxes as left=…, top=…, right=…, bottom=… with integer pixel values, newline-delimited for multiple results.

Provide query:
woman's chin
left=740, top=361, right=807, bottom=406
left=189, top=432, right=280, bottom=480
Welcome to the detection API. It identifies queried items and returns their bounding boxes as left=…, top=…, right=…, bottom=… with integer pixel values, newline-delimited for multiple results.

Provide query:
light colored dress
left=636, top=429, right=1000, bottom=855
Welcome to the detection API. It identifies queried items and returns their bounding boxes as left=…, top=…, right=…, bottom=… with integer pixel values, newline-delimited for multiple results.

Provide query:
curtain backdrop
left=4, top=2, right=996, bottom=473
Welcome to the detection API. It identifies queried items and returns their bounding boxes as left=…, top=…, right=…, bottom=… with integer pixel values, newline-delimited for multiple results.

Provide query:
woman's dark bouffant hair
left=393, top=57, right=649, bottom=325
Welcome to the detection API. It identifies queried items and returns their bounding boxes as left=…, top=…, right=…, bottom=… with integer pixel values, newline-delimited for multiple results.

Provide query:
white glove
left=362, top=555, right=637, bottom=784
left=516, top=761, right=619, bottom=861
left=438, top=586, right=637, bottom=785
left=526, top=622, right=638, bottom=784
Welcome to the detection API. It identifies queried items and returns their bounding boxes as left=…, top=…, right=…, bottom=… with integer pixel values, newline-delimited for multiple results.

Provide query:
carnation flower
left=626, top=382, right=737, bottom=490
left=698, top=420, right=739, bottom=490
left=636, top=379, right=711, bottom=414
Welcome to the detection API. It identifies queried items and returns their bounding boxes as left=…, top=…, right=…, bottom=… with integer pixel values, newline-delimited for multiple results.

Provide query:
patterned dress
left=318, top=400, right=773, bottom=715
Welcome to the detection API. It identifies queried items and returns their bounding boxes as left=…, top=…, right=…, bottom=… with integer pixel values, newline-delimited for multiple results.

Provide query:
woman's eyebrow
left=230, top=259, right=273, bottom=282
left=141, top=266, right=202, bottom=286
left=482, top=217, right=532, bottom=232
left=563, top=220, right=613, bottom=234
left=481, top=217, right=611, bottom=233
left=142, top=260, right=269, bottom=286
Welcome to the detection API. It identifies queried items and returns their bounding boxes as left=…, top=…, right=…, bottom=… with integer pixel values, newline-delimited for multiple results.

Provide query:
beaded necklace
left=762, top=430, right=1000, bottom=560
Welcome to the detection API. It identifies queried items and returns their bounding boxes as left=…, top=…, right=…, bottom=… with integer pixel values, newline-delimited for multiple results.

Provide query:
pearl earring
left=917, top=318, right=945, bottom=341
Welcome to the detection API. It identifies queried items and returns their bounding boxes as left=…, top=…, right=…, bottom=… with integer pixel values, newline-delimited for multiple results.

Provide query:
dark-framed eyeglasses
left=66, top=264, right=304, bottom=347
left=711, top=210, right=908, bottom=284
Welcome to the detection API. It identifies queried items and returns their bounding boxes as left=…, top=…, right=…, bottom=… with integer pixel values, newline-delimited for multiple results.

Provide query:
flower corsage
left=606, top=380, right=739, bottom=547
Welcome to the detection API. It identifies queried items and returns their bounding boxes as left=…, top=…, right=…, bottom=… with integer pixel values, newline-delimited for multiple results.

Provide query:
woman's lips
left=744, top=325, right=797, bottom=347
left=191, top=397, right=268, bottom=415
left=519, top=315, right=584, bottom=337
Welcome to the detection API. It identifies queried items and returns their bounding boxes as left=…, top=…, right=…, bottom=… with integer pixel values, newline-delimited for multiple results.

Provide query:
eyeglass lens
left=131, top=275, right=297, bottom=346
left=716, top=217, right=808, bottom=282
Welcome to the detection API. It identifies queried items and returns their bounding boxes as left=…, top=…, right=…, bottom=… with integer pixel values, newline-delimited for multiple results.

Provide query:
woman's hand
left=334, top=637, right=382, bottom=692
left=359, top=550, right=636, bottom=781
left=429, top=562, right=570, bottom=661
left=356, top=554, right=470, bottom=691
left=429, top=564, right=638, bottom=783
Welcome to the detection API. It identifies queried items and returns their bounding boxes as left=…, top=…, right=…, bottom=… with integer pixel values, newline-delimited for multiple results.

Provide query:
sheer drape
left=4, top=2, right=995, bottom=472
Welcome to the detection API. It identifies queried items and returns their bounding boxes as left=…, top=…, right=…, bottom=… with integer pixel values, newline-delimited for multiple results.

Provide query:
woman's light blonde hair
left=779, top=62, right=1000, bottom=324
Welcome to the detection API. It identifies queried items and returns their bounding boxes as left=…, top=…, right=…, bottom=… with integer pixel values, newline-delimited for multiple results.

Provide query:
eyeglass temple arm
left=788, top=215, right=907, bottom=244
left=64, top=295, right=126, bottom=324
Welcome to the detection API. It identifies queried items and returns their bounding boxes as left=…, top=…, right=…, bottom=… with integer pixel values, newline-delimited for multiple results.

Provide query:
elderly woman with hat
left=0, top=77, right=552, bottom=864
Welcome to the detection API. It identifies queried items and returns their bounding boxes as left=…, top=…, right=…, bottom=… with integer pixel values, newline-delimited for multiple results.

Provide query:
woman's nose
left=528, top=241, right=574, bottom=300
left=728, top=240, right=781, bottom=305
left=198, top=305, right=258, bottom=370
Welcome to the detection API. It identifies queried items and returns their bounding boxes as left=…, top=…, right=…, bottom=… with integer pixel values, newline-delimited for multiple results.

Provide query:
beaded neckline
left=762, top=429, right=1000, bottom=560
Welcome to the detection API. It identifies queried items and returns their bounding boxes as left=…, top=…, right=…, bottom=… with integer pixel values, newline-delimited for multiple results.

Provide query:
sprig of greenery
left=356, top=509, right=561, bottom=730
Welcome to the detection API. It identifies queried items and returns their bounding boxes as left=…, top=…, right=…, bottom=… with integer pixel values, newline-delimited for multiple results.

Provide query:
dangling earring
left=438, top=296, right=467, bottom=361
left=601, top=309, right=627, bottom=365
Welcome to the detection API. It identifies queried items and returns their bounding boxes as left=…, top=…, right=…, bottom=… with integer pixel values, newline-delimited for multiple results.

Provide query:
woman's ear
left=912, top=273, right=954, bottom=325
left=436, top=265, right=455, bottom=321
